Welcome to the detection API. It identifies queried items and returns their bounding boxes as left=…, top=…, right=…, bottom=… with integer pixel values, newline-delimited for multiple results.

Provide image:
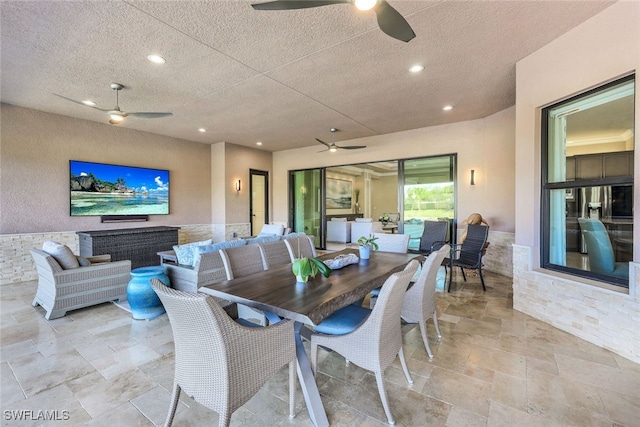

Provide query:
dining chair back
left=220, top=244, right=267, bottom=279
left=447, top=224, right=489, bottom=291
left=283, top=235, right=317, bottom=261
left=150, top=280, right=296, bottom=427
left=310, top=260, right=419, bottom=425
left=220, top=244, right=272, bottom=325
left=401, top=245, right=449, bottom=359
left=257, top=240, right=291, bottom=269
left=578, top=218, right=629, bottom=279
left=411, top=220, right=448, bottom=256
left=372, top=232, right=410, bottom=253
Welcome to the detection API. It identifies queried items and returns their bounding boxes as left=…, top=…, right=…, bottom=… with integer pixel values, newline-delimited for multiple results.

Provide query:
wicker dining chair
left=371, top=232, right=410, bottom=254
left=310, top=260, right=419, bottom=425
left=219, top=245, right=277, bottom=325
left=401, top=245, right=449, bottom=359
left=283, top=235, right=317, bottom=261
left=258, top=240, right=292, bottom=269
left=150, top=280, right=296, bottom=427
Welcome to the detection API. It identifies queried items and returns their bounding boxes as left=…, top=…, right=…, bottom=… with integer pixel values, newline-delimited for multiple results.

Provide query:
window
left=542, top=75, right=634, bottom=288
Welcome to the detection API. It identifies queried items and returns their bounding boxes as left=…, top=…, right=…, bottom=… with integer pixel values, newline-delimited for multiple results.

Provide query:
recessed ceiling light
left=198, top=128, right=206, bottom=133
left=409, top=65, right=424, bottom=73
left=82, top=100, right=96, bottom=106
left=147, top=54, right=166, bottom=64
left=256, top=141, right=263, bottom=146
left=443, top=105, right=453, bottom=111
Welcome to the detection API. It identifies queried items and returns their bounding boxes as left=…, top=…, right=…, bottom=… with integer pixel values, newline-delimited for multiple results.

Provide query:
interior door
left=250, top=169, right=268, bottom=235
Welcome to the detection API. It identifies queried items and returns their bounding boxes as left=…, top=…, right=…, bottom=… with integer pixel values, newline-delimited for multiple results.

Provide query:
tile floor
left=1, top=269, right=639, bottom=426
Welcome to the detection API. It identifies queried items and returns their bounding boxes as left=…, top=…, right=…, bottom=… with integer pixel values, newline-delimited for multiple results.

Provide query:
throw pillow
left=194, top=238, right=248, bottom=260
left=172, top=239, right=213, bottom=266
left=77, top=256, right=92, bottom=267
left=355, top=218, right=373, bottom=222
left=42, top=241, right=80, bottom=270
left=331, top=217, right=347, bottom=222
left=282, top=232, right=307, bottom=239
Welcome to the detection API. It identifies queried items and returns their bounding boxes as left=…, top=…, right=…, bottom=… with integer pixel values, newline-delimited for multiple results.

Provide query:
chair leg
left=288, top=361, right=296, bottom=419
left=398, top=346, right=413, bottom=385
left=164, top=382, right=181, bottom=427
left=432, top=311, right=442, bottom=341
left=478, top=267, right=486, bottom=291
left=374, top=371, right=395, bottom=425
left=218, top=410, right=231, bottom=427
left=417, top=320, right=433, bottom=359
left=460, top=267, right=467, bottom=282
left=310, top=342, right=318, bottom=376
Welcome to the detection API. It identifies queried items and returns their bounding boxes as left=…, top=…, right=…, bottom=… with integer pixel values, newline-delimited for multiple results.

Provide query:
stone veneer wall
left=456, top=230, right=514, bottom=279
left=0, top=224, right=222, bottom=286
left=512, top=244, right=640, bottom=364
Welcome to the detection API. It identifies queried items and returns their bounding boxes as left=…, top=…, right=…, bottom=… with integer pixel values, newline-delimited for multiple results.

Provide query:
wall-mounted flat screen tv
left=70, top=160, right=169, bottom=216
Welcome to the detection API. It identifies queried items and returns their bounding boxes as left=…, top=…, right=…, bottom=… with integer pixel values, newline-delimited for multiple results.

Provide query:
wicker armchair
left=401, top=245, right=449, bottom=359
left=30, top=248, right=130, bottom=320
left=150, top=280, right=297, bottom=427
left=310, top=260, right=419, bottom=425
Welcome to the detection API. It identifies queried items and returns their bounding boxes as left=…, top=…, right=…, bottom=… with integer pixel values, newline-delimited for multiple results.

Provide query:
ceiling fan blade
left=53, top=94, right=110, bottom=111
left=252, top=0, right=347, bottom=10
left=317, top=148, right=330, bottom=152
left=128, top=112, right=173, bottom=118
left=338, top=145, right=367, bottom=149
left=315, top=138, right=331, bottom=147
left=374, top=0, right=416, bottom=42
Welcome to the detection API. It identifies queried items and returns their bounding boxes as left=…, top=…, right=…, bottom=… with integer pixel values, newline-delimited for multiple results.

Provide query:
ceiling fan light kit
left=251, top=0, right=415, bottom=42
left=56, top=82, right=173, bottom=125
left=316, top=128, right=367, bottom=152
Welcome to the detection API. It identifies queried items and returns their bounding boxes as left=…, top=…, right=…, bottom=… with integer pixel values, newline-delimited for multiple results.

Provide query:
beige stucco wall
left=273, top=106, right=516, bottom=233
left=514, top=1, right=640, bottom=363
left=1, top=104, right=212, bottom=234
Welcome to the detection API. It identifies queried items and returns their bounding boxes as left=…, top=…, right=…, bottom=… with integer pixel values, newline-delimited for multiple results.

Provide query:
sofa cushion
left=76, top=256, right=92, bottom=267
left=42, top=241, right=80, bottom=270
left=194, top=238, right=247, bottom=260
left=247, top=234, right=281, bottom=245
left=282, top=232, right=308, bottom=239
left=173, top=239, right=213, bottom=266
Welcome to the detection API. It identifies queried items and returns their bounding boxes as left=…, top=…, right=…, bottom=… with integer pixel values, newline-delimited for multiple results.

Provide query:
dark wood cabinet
left=569, top=151, right=633, bottom=180
left=77, top=226, right=180, bottom=269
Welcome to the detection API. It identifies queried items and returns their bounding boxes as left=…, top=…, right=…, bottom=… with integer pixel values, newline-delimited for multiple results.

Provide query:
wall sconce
left=235, top=179, right=241, bottom=192
left=470, top=169, right=476, bottom=186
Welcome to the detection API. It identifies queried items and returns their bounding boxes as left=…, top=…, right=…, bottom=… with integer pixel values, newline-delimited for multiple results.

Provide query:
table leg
left=294, top=322, right=329, bottom=427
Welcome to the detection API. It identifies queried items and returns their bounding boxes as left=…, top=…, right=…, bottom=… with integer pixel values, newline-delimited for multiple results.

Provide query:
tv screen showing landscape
left=70, top=160, right=169, bottom=216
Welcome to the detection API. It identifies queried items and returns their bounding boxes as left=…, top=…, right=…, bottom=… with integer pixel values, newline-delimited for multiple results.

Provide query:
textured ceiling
left=1, top=0, right=614, bottom=152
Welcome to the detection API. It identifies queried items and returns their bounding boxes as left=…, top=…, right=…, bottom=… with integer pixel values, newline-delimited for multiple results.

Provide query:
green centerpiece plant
left=357, top=234, right=379, bottom=260
left=292, top=257, right=331, bottom=283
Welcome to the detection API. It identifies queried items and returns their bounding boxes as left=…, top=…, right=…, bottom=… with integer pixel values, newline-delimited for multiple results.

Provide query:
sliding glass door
left=289, top=155, right=456, bottom=251
left=401, top=155, right=456, bottom=250
left=289, top=169, right=324, bottom=248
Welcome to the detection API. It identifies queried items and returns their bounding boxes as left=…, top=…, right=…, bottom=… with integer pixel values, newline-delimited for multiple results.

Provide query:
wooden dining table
left=198, top=248, right=421, bottom=427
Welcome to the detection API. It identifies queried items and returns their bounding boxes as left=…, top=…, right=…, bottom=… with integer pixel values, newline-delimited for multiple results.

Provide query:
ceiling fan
left=55, top=83, right=173, bottom=125
left=316, top=128, right=366, bottom=152
left=251, top=0, right=416, bottom=43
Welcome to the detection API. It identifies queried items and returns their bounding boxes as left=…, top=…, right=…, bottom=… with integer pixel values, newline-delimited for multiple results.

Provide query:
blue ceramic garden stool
left=128, top=266, right=170, bottom=320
